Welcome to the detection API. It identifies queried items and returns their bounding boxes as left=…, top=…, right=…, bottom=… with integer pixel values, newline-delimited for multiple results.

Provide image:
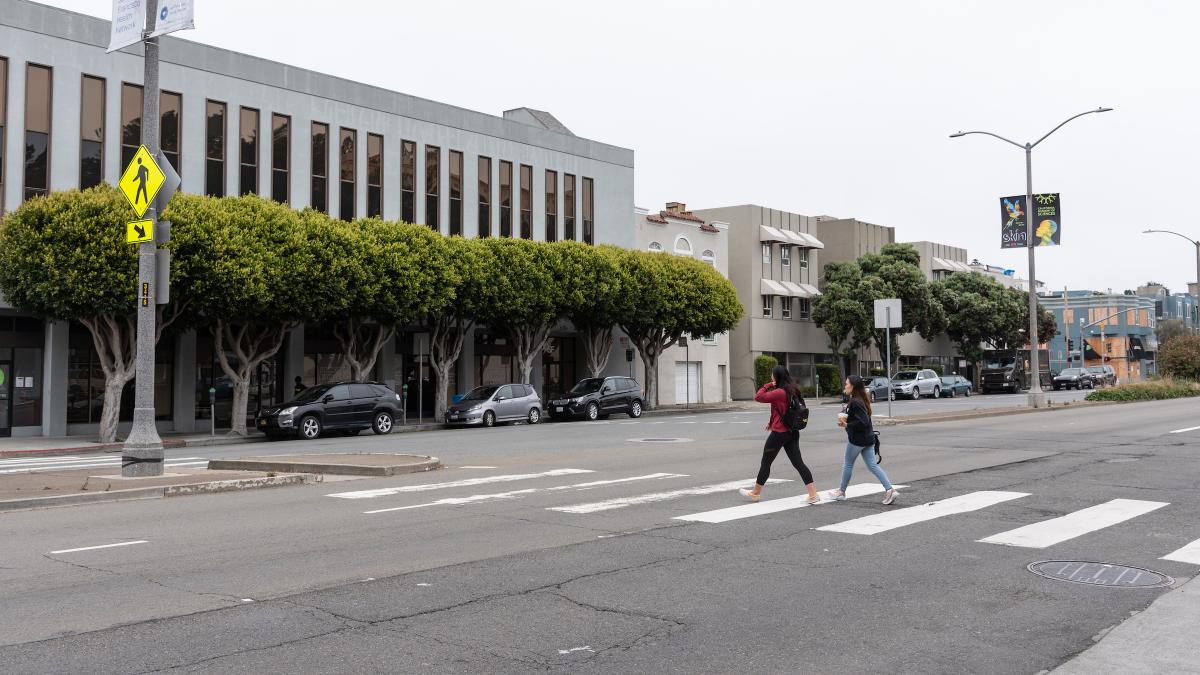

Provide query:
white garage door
left=675, top=362, right=701, bottom=404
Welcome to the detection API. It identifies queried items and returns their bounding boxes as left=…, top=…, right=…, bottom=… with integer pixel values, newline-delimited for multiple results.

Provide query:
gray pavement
left=0, top=392, right=1192, bottom=674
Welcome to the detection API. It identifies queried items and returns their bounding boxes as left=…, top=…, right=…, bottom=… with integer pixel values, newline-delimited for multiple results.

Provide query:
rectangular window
left=499, top=160, right=513, bottom=237
left=23, top=64, right=52, bottom=200
left=761, top=244, right=771, bottom=264
left=582, top=177, right=594, bottom=244
left=205, top=100, right=226, bottom=197
left=271, top=113, right=290, bottom=203
left=367, top=133, right=382, bottom=218
left=798, top=298, right=811, bottom=320
left=401, top=139, right=416, bottom=223
left=563, top=173, right=575, bottom=240
left=425, top=144, right=440, bottom=231
left=781, top=297, right=792, bottom=319
left=477, top=155, right=491, bottom=237
left=545, top=170, right=557, bottom=242
left=79, top=75, right=105, bottom=190
left=519, top=164, right=532, bottom=239
left=239, top=107, right=259, bottom=195
left=310, top=121, right=327, bottom=212
left=160, top=90, right=181, bottom=174
left=0, top=57, right=6, bottom=214
left=120, top=82, right=142, bottom=169
left=339, top=127, right=356, bottom=221
left=799, top=248, right=809, bottom=269
left=762, top=295, right=772, bottom=318
left=780, top=246, right=790, bottom=269
left=448, top=149, right=463, bottom=236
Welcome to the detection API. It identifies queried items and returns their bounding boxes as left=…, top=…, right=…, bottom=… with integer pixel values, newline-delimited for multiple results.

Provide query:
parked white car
left=891, top=369, right=942, bottom=399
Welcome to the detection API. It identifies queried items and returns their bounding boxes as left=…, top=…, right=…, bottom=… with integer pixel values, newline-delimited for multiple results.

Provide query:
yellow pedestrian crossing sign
left=126, top=219, right=154, bottom=244
left=119, top=145, right=165, bottom=218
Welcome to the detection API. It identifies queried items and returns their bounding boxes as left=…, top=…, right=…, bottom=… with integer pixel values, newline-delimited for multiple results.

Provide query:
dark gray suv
left=548, top=377, right=644, bottom=421
left=256, top=382, right=402, bottom=440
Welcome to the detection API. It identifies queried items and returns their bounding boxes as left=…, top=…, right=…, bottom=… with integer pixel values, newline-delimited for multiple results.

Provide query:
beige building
left=632, top=203, right=731, bottom=405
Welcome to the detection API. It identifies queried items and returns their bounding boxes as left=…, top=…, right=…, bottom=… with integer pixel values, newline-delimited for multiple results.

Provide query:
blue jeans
left=840, top=441, right=893, bottom=493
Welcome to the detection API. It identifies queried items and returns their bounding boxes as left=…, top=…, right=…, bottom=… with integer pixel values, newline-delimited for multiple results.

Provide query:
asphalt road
left=2, top=392, right=1194, bottom=674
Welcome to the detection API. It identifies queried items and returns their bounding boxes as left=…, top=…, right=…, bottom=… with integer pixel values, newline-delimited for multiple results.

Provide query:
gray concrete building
left=0, top=0, right=635, bottom=437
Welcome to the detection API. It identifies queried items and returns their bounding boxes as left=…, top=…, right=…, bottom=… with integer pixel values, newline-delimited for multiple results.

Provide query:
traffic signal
left=1067, top=339, right=1074, bottom=351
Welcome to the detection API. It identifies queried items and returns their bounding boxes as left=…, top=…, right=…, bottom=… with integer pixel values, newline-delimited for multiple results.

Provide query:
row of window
left=0, top=59, right=596, bottom=243
left=762, top=296, right=812, bottom=320
left=761, top=243, right=810, bottom=269
left=647, top=235, right=715, bottom=264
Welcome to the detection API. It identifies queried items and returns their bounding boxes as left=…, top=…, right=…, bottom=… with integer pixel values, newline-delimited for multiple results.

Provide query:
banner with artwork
left=1000, top=193, right=1060, bottom=248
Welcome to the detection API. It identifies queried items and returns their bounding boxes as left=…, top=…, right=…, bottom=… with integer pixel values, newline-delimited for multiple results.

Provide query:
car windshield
left=940, top=377, right=956, bottom=384
left=1059, top=368, right=1081, bottom=376
left=569, top=378, right=605, bottom=395
left=461, top=386, right=500, bottom=402
left=892, top=372, right=917, bottom=381
left=1087, top=366, right=1104, bottom=373
left=293, top=384, right=333, bottom=403
left=984, top=357, right=1016, bottom=369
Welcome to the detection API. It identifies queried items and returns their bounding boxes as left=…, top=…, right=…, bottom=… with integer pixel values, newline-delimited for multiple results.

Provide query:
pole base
left=1027, top=391, right=1048, bottom=409
left=122, top=407, right=164, bottom=476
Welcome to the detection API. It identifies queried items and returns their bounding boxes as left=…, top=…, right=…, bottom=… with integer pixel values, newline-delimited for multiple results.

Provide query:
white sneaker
left=882, top=489, right=899, bottom=505
left=738, top=488, right=761, bottom=502
left=828, top=489, right=846, bottom=501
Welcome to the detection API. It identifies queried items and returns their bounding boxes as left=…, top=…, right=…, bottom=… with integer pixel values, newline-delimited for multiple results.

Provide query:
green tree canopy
left=558, top=242, right=622, bottom=377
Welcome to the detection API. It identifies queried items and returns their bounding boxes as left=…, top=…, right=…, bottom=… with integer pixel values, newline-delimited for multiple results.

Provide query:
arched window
left=648, top=241, right=663, bottom=252
left=701, top=249, right=716, bottom=266
left=673, top=235, right=693, bottom=256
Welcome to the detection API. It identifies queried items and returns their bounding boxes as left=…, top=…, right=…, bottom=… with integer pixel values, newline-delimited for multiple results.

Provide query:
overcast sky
left=41, top=0, right=1200, bottom=295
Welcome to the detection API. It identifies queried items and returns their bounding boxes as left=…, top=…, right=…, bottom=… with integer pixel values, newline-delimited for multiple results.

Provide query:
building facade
left=0, top=0, right=636, bottom=437
left=1041, top=291, right=1157, bottom=382
left=689, top=205, right=827, bottom=399
left=1136, top=283, right=1199, bottom=331
left=633, top=203, right=731, bottom=405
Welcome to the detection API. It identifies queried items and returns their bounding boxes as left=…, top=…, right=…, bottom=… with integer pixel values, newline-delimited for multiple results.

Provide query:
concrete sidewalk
left=1048, top=575, right=1200, bottom=674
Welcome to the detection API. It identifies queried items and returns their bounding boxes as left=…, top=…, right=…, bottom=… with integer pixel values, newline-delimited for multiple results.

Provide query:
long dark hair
left=847, top=374, right=873, bottom=416
left=772, top=365, right=799, bottom=397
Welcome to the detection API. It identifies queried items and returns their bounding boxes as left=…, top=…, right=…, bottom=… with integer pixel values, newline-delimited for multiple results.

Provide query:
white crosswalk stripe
left=1160, top=538, right=1200, bottom=565
left=364, top=473, right=687, bottom=514
left=0, top=456, right=208, bottom=474
left=978, top=498, right=1169, bottom=549
left=675, top=483, right=908, bottom=524
left=547, top=478, right=791, bottom=514
left=815, top=491, right=1028, bottom=535
left=326, top=469, right=594, bottom=500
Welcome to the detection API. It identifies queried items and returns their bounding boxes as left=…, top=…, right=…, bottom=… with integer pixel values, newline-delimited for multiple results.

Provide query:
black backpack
left=782, top=391, right=810, bottom=431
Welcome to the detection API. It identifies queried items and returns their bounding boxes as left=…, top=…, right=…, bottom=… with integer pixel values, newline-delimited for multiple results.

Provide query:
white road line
left=50, top=540, right=148, bottom=554
left=0, top=458, right=208, bottom=474
left=364, top=473, right=687, bottom=514
left=0, top=455, right=93, bottom=466
left=548, top=478, right=791, bottom=514
left=979, top=498, right=1169, bottom=549
left=326, top=469, right=594, bottom=500
left=1169, top=425, right=1200, bottom=434
left=676, top=483, right=910, bottom=524
left=815, top=490, right=1027, bottom=535
left=459, top=465, right=498, bottom=469
left=1161, top=538, right=1200, bottom=565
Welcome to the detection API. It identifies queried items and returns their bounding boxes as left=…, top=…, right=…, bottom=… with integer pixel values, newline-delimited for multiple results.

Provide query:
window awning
left=760, top=279, right=790, bottom=296
left=791, top=231, right=825, bottom=249
left=780, top=281, right=821, bottom=298
left=932, top=257, right=972, bottom=273
left=759, top=226, right=825, bottom=249
left=759, top=226, right=790, bottom=244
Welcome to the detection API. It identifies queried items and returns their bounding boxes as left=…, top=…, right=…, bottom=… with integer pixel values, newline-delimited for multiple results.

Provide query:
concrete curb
left=877, top=400, right=1115, bottom=426
left=0, top=472, right=322, bottom=513
left=206, top=456, right=441, bottom=476
left=0, top=439, right=186, bottom=459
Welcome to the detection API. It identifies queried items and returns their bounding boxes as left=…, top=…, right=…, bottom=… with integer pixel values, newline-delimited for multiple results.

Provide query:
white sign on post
left=873, top=298, right=902, bottom=329
left=107, top=0, right=146, bottom=53
left=150, top=0, right=196, bottom=38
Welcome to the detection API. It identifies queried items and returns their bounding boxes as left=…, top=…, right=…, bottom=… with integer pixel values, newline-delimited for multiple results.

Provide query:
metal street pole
left=1142, top=229, right=1200, bottom=333
left=122, top=1, right=164, bottom=476
left=950, top=107, right=1112, bottom=408
left=885, top=307, right=893, bottom=419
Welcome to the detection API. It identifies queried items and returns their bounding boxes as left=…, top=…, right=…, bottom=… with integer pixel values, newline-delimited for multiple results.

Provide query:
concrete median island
left=206, top=453, right=442, bottom=476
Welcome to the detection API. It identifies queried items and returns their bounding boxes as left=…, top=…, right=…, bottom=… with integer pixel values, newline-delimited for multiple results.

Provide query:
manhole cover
left=628, top=437, right=692, bottom=444
left=1027, top=561, right=1174, bottom=588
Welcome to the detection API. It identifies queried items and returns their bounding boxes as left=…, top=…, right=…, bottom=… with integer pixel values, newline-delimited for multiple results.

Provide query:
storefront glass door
left=0, top=362, right=11, bottom=437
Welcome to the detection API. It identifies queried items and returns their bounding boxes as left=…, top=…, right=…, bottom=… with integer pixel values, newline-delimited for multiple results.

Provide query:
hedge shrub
left=1085, top=378, right=1200, bottom=402
left=755, top=354, right=778, bottom=388
left=816, top=364, right=840, bottom=396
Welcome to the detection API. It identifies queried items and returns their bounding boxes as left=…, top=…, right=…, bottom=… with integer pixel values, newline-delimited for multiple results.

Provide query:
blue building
left=1040, top=291, right=1157, bottom=383
left=1136, top=283, right=1199, bottom=332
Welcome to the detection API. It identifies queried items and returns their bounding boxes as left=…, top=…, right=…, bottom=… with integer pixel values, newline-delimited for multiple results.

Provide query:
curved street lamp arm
left=948, top=130, right=1025, bottom=149
left=1143, top=229, right=1199, bottom=245
left=1031, top=107, right=1113, bottom=149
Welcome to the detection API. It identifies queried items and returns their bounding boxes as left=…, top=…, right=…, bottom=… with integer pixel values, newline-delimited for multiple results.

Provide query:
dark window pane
left=310, top=122, right=327, bottom=177
left=449, top=150, right=462, bottom=199
left=367, top=133, right=382, bottom=186
left=339, top=128, right=355, bottom=183
left=500, top=207, right=511, bottom=238
left=25, top=65, right=51, bottom=134
left=340, top=180, right=355, bottom=221
left=272, top=114, right=289, bottom=171
left=449, top=198, right=462, bottom=236
left=80, top=75, right=104, bottom=142
left=426, top=195, right=439, bottom=231
left=206, top=159, right=225, bottom=197
left=519, top=164, right=532, bottom=239
left=206, top=101, right=225, bottom=159
left=564, top=173, right=576, bottom=241
left=240, top=108, right=258, bottom=195
left=240, top=163, right=257, bottom=196
left=477, top=155, right=491, bottom=237
left=478, top=203, right=490, bottom=238
left=546, top=214, right=557, bottom=242
left=425, top=145, right=439, bottom=230
left=163, top=152, right=179, bottom=177
left=402, top=192, right=415, bottom=224
left=500, top=160, right=512, bottom=237
left=368, top=185, right=381, bottom=218
left=272, top=170, right=288, bottom=203
left=160, top=91, right=181, bottom=155
left=122, top=145, right=137, bottom=172
left=80, top=139, right=103, bottom=189
left=121, top=83, right=143, bottom=150
left=583, top=177, right=594, bottom=244
left=401, top=139, right=416, bottom=190
left=311, top=176, right=327, bottom=213
left=24, top=131, right=48, bottom=198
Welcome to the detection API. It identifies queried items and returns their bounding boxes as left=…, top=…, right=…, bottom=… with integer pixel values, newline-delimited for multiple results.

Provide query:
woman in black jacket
left=828, top=375, right=898, bottom=505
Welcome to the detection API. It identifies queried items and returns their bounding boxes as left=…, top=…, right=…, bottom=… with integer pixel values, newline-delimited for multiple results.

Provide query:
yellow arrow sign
left=126, top=219, right=154, bottom=244
left=119, top=145, right=165, bottom=218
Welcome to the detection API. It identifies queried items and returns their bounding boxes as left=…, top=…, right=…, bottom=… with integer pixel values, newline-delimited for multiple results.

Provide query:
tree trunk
left=333, top=318, right=394, bottom=382
left=506, top=323, right=553, bottom=386
left=580, top=323, right=615, bottom=378
left=98, top=376, right=130, bottom=444
left=625, top=327, right=680, bottom=409
left=428, top=313, right=472, bottom=421
left=215, top=320, right=290, bottom=437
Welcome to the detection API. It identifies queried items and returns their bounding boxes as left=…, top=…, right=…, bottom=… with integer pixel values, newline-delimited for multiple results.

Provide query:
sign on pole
left=119, top=145, right=166, bottom=218
left=1001, top=193, right=1061, bottom=249
left=154, top=150, right=181, bottom=213
left=126, top=219, right=154, bottom=244
left=149, top=0, right=195, bottom=38
left=107, top=0, right=145, bottom=52
left=873, top=298, right=902, bottom=329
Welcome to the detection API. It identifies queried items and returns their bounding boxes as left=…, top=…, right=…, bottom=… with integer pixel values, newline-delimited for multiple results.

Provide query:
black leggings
left=757, top=431, right=814, bottom=486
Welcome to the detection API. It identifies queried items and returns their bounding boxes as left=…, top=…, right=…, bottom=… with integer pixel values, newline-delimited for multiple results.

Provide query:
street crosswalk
left=0, top=454, right=210, bottom=474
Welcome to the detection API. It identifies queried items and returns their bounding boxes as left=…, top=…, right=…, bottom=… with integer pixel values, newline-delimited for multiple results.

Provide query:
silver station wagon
left=444, top=384, right=544, bottom=428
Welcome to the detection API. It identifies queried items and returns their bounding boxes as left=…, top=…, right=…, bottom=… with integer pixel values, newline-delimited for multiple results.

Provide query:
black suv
left=256, top=381, right=402, bottom=439
left=548, top=376, right=644, bottom=421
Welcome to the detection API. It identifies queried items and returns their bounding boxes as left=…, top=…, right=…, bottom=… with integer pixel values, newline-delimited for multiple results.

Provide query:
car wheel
left=299, top=415, right=322, bottom=440
left=948, top=388, right=955, bottom=398
left=629, top=400, right=643, bottom=418
left=586, top=402, right=600, bottom=421
left=372, top=411, right=394, bottom=435
left=871, top=390, right=878, bottom=402
left=965, top=388, right=971, bottom=397
left=527, top=407, right=541, bottom=424
left=912, top=387, right=920, bottom=399
left=482, top=410, right=496, bottom=428
left=932, top=386, right=940, bottom=398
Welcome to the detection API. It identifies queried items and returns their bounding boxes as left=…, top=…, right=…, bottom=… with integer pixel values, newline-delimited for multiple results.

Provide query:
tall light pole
left=950, top=107, right=1113, bottom=408
left=1142, top=229, right=1200, bottom=332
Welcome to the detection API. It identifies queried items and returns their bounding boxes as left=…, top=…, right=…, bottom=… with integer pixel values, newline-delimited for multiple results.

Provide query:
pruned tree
left=858, top=243, right=948, bottom=364
left=0, top=186, right=186, bottom=442
left=476, top=239, right=565, bottom=385
left=932, top=272, right=1013, bottom=389
left=558, top=242, right=622, bottom=377
left=426, top=237, right=494, bottom=421
left=812, top=261, right=873, bottom=380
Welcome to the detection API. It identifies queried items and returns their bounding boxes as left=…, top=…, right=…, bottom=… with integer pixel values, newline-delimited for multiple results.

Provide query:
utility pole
left=121, top=1, right=164, bottom=476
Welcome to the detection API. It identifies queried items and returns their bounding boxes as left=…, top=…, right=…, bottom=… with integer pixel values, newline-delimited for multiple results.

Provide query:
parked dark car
left=1086, top=364, right=1117, bottom=388
left=864, top=376, right=892, bottom=402
left=548, top=376, right=644, bottom=421
left=444, top=384, right=543, bottom=427
left=1052, top=368, right=1095, bottom=391
left=938, top=375, right=973, bottom=397
left=255, top=382, right=402, bottom=440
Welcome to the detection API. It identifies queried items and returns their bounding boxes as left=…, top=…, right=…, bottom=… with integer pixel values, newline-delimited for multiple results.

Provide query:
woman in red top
left=739, top=365, right=820, bottom=503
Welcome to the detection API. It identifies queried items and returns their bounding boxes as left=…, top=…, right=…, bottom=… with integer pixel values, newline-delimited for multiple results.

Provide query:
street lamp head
left=949, top=131, right=966, bottom=138
left=1096, top=107, right=1114, bottom=113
